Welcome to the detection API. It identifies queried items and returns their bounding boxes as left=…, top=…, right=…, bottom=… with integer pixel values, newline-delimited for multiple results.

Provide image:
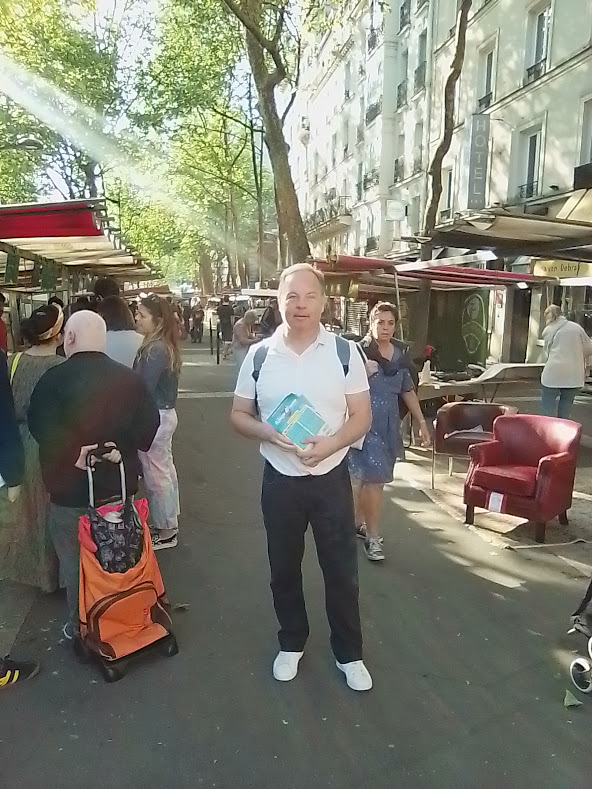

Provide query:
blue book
left=267, top=393, right=332, bottom=450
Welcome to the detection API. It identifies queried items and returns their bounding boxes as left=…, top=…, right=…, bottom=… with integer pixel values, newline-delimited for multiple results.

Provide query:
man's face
left=279, top=270, right=325, bottom=332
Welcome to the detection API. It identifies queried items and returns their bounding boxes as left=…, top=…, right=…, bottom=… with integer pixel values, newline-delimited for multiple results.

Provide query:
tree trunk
left=244, top=33, right=309, bottom=265
left=198, top=249, right=214, bottom=295
left=229, top=191, right=248, bottom=287
left=414, top=0, right=472, bottom=355
left=82, top=159, right=99, bottom=198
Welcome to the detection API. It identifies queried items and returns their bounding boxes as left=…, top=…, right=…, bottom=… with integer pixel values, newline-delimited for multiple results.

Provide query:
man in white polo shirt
left=231, top=263, right=373, bottom=691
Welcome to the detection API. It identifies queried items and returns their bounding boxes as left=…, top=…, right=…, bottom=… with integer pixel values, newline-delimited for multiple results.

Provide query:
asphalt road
left=2, top=344, right=592, bottom=788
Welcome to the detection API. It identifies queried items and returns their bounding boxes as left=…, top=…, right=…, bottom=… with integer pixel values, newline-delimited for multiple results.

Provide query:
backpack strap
left=252, top=344, right=269, bottom=383
left=334, top=334, right=351, bottom=377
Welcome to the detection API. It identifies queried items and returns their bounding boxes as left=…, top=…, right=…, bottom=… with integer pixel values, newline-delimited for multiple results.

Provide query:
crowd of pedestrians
left=0, top=278, right=181, bottom=685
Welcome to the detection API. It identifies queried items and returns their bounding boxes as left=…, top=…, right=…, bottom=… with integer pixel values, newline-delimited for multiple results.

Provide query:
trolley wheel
left=161, top=634, right=179, bottom=658
left=587, top=637, right=592, bottom=662
left=100, top=661, right=126, bottom=683
left=570, top=658, right=592, bottom=694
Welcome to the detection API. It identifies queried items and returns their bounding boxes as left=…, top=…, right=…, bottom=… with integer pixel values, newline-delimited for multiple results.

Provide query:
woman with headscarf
left=0, top=304, right=64, bottom=591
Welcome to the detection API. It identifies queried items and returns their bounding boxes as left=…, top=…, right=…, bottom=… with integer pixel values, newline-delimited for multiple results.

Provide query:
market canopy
left=316, top=254, right=553, bottom=289
left=0, top=198, right=153, bottom=291
left=429, top=204, right=592, bottom=263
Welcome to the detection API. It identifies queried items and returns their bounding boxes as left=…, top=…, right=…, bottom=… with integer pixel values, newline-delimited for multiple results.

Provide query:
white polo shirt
left=234, top=325, right=369, bottom=477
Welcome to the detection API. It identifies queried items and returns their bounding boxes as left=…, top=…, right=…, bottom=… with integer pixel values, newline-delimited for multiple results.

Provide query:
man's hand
left=102, top=442, right=122, bottom=464
left=7, top=485, right=21, bottom=503
left=297, top=435, right=338, bottom=468
left=261, top=423, right=297, bottom=452
left=75, top=444, right=99, bottom=470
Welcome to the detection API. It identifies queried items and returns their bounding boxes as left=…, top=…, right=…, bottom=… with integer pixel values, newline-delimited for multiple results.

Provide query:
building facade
left=287, top=0, right=592, bottom=255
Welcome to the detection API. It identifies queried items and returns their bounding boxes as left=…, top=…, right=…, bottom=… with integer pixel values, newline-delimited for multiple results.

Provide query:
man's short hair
left=279, top=263, right=325, bottom=293
left=93, top=277, right=121, bottom=299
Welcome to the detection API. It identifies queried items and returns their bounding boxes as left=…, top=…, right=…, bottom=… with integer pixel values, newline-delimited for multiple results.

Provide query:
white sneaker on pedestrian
left=151, top=532, right=178, bottom=551
left=273, top=651, right=304, bottom=682
left=364, top=536, right=385, bottom=561
left=336, top=660, right=373, bottom=691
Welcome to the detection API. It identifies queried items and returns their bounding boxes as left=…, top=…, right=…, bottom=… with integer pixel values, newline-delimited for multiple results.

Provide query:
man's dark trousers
left=261, top=460, right=363, bottom=664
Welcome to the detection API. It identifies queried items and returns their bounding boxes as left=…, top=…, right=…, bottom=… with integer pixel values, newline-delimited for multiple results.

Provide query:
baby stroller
left=77, top=447, right=178, bottom=682
left=569, top=577, right=592, bottom=694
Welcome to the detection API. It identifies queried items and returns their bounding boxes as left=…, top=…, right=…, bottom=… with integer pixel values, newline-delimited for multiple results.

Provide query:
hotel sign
left=467, top=114, right=491, bottom=210
left=532, top=259, right=592, bottom=278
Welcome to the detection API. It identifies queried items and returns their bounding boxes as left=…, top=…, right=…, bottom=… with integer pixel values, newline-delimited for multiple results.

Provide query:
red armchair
left=464, top=414, right=582, bottom=543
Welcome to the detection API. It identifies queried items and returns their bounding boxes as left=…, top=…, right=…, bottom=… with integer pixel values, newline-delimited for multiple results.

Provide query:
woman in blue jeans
left=541, top=305, right=592, bottom=419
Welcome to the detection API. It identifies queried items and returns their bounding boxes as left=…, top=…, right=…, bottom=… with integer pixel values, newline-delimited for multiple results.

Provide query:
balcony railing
left=412, top=155, right=422, bottom=175
left=439, top=207, right=452, bottom=222
left=414, top=62, right=426, bottom=93
left=397, top=80, right=408, bottom=109
left=478, top=91, right=492, bottom=111
left=393, top=157, right=405, bottom=183
left=399, top=0, right=411, bottom=30
left=365, top=236, right=378, bottom=253
left=368, top=27, right=380, bottom=53
left=365, top=99, right=382, bottom=125
left=517, top=181, right=539, bottom=200
left=304, top=197, right=352, bottom=231
left=525, top=59, right=546, bottom=85
left=363, top=168, right=380, bottom=190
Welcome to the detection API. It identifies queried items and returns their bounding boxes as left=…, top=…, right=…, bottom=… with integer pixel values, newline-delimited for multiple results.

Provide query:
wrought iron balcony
left=363, top=168, right=380, bottom=190
left=517, top=181, right=539, bottom=200
left=397, top=81, right=408, bottom=109
left=304, top=197, right=352, bottom=233
left=525, top=59, right=546, bottom=85
left=399, top=0, right=411, bottom=30
left=365, top=236, right=378, bottom=253
left=478, top=92, right=492, bottom=111
left=393, top=157, right=405, bottom=183
left=368, top=27, right=380, bottom=53
left=414, top=62, right=426, bottom=93
left=365, top=100, right=382, bottom=126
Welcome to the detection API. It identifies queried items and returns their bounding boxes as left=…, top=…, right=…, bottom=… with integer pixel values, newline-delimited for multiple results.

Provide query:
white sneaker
left=273, top=651, right=304, bottom=682
left=336, top=660, right=373, bottom=691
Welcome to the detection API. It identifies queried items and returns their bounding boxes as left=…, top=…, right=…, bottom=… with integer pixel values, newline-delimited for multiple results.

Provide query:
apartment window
left=478, top=44, right=495, bottom=110
left=356, top=161, right=364, bottom=201
left=526, top=4, right=550, bottom=82
left=518, top=126, right=542, bottom=199
left=581, top=99, right=592, bottom=164
left=415, top=31, right=427, bottom=93
left=313, top=151, right=320, bottom=184
left=413, top=122, right=423, bottom=173
left=440, top=167, right=453, bottom=220
left=331, top=133, right=337, bottom=169
left=409, top=195, right=421, bottom=234
left=343, top=119, right=350, bottom=157
left=344, top=61, right=352, bottom=100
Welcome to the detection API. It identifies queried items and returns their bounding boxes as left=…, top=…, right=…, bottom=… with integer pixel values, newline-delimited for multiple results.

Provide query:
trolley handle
left=86, top=444, right=127, bottom=509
